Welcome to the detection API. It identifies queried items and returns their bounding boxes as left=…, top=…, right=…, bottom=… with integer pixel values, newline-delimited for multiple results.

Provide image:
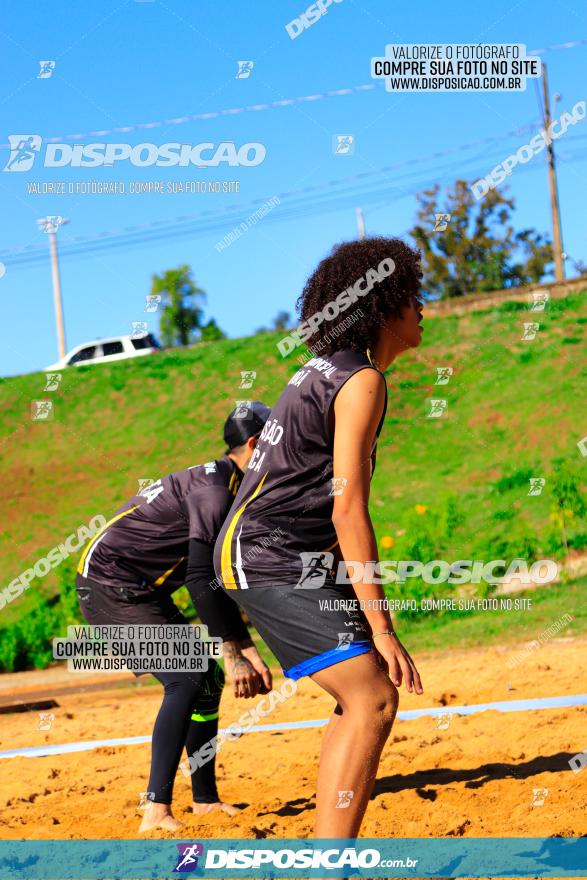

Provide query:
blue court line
left=1, top=693, right=585, bottom=760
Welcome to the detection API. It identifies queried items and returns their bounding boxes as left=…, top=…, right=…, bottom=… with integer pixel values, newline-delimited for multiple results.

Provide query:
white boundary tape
left=1, top=693, right=585, bottom=760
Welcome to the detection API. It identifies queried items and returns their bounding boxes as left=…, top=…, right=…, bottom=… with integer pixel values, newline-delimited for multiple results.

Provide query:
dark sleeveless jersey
left=214, top=350, right=387, bottom=590
left=78, top=456, right=241, bottom=593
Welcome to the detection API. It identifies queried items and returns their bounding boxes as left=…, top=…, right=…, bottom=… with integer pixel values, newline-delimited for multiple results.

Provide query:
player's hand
left=373, top=632, right=423, bottom=694
left=239, top=643, right=273, bottom=694
left=223, top=643, right=263, bottom=698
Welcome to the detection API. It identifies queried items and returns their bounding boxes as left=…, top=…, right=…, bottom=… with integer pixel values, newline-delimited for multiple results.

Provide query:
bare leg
left=192, top=801, right=242, bottom=817
left=311, top=651, right=398, bottom=838
left=139, top=802, right=183, bottom=833
left=314, top=708, right=341, bottom=801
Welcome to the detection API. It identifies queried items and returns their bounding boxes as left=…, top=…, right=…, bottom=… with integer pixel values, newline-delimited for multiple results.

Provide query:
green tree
left=410, top=180, right=553, bottom=298
left=272, top=310, right=292, bottom=331
left=152, top=265, right=206, bottom=347
left=200, top=318, right=226, bottom=342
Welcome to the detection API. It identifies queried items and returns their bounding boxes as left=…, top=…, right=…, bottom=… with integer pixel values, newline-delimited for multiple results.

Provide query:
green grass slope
left=0, top=292, right=585, bottom=668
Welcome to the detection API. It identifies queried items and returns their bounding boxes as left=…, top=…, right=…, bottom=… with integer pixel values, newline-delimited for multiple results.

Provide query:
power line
left=5, top=147, right=587, bottom=269
left=1, top=39, right=585, bottom=149
left=528, top=38, right=587, bottom=55
left=0, top=120, right=541, bottom=262
left=0, top=84, right=377, bottom=149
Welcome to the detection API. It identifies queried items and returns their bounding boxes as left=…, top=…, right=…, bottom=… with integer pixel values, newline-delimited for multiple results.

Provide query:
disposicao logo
left=3, top=136, right=266, bottom=171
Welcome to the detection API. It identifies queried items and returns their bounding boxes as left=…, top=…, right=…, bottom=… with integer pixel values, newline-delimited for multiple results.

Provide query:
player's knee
left=373, top=681, right=398, bottom=732
left=350, top=679, right=398, bottom=734
left=190, top=662, right=223, bottom=717
left=163, top=675, right=203, bottom=709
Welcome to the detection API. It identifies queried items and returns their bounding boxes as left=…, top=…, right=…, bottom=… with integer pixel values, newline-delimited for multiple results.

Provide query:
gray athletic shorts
left=223, top=580, right=373, bottom=679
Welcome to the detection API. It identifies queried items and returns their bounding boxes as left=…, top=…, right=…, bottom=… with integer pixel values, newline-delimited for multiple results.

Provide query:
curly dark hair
left=296, top=236, right=422, bottom=356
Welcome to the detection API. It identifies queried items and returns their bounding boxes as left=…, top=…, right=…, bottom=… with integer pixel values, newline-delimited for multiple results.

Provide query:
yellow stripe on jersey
left=228, top=471, right=239, bottom=495
left=77, top=505, right=140, bottom=575
left=220, top=471, right=268, bottom=590
left=152, top=555, right=187, bottom=588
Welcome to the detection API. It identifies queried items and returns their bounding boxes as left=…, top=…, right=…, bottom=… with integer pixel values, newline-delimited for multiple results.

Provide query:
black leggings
left=76, top=578, right=225, bottom=806
left=150, top=662, right=225, bottom=804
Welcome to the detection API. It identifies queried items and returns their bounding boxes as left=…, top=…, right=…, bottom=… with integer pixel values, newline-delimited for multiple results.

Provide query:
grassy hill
left=1, top=290, right=586, bottom=669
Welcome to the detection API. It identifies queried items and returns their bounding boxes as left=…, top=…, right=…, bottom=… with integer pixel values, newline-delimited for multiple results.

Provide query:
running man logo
left=529, top=291, right=549, bottom=311
left=239, top=371, right=257, bottom=389
left=174, top=843, right=204, bottom=873
left=37, top=60, right=56, bottom=79
left=435, top=713, right=452, bottom=730
left=426, top=398, right=447, bottom=419
left=145, top=294, right=161, bottom=313
left=3, top=135, right=42, bottom=172
left=39, top=216, right=64, bottom=233
left=44, top=373, right=62, bottom=392
left=138, top=791, right=155, bottom=811
left=236, top=61, right=254, bottom=79
left=528, top=477, right=546, bottom=496
left=434, top=367, right=453, bottom=386
left=531, top=788, right=549, bottom=807
left=234, top=399, right=253, bottom=419
left=336, top=790, right=354, bottom=808
left=31, top=400, right=54, bottom=421
left=336, top=632, right=354, bottom=650
left=330, top=476, right=348, bottom=496
left=295, top=551, right=334, bottom=589
left=131, top=321, right=148, bottom=339
left=433, top=213, right=451, bottom=231
left=333, top=134, right=354, bottom=155
left=38, top=712, right=55, bottom=731
left=522, top=322, right=540, bottom=341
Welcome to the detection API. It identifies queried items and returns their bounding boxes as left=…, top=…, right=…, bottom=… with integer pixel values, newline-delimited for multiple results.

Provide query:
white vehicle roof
left=70, top=333, right=150, bottom=348
left=43, top=332, right=157, bottom=371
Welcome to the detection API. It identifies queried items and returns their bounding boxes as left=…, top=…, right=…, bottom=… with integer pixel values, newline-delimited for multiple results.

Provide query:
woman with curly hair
left=214, top=236, right=425, bottom=838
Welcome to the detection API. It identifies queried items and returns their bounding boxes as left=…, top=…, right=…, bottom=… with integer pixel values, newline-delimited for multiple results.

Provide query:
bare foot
left=139, top=803, right=183, bottom=833
left=192, top=801, right=243, bottom=817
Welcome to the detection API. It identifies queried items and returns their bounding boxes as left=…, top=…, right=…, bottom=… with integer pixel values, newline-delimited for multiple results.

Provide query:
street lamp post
left=37, top=216, right=69, bottom=360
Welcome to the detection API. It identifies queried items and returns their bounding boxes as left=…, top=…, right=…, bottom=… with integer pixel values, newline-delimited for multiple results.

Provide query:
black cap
left=223, top=401, right=271, bottom=450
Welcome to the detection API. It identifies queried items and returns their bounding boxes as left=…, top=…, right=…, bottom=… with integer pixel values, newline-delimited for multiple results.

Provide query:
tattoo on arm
left=222, top=640, right=251, bottom=676
left=232, top=657, right=250, bottom=676
left=222, top=639, right=241, bottom=659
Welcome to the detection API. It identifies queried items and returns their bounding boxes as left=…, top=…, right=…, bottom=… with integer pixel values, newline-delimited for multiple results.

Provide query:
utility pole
left=541, top=63, right=565, bottom=281
left=356, top=206, right=365, bottom=240
left=38, top=216, right=69, bottom=359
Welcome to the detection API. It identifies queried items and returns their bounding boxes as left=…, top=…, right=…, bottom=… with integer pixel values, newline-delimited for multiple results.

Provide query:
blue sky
left=1, top=0, right=586, bottom=376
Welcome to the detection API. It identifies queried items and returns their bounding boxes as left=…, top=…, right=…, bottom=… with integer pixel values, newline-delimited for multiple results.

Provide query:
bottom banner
left=0, top=838, right=586, bottom=878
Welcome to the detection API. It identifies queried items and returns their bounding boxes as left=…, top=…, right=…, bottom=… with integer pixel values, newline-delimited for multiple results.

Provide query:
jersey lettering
left=142, top=480, right=164, bottom=504
left=248, top=449, right=266, bottom=472
left=215, top=350, right=388, bottom=591
left=306, top=356, right=337, bottom=379
left=80, top=456, right=240, bottom=592
left=289, top=369, right=310, bottom=387
left=259, top=418, right=284, bottom=446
